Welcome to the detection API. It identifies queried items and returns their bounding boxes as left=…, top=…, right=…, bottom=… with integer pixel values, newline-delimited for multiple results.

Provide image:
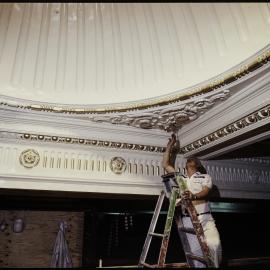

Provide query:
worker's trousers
left=182, top=213, right=222, bottom=268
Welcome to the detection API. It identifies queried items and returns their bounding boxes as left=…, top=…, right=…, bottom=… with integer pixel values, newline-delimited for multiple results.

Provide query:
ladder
left=138, top=172, right=214, bottom=268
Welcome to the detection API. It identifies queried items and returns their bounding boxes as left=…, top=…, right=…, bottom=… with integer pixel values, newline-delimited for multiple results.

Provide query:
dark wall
left=1, top=188, right=270, bottom=268
left=83, top=210, right=270, bottom=267
left=0, top=210, right=83, bottom=268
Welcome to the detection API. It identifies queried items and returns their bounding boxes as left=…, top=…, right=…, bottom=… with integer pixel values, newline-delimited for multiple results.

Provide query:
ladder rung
left=178, top=226, right=196, bottom=235
left=139, top=262, right=157, bottom=268
left=185, top=252, right=207, bottom=263
left=149, top=232, right=164, bottom=238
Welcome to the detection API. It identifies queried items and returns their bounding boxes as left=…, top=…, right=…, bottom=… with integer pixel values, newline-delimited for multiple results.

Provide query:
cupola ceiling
left=0, top=3, right=270, bottom=106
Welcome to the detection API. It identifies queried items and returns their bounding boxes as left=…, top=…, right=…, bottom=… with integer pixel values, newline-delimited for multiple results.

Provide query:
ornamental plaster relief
left=0, top=137, right=269, bottom=199
left=87, top=90, right=230, bottom=132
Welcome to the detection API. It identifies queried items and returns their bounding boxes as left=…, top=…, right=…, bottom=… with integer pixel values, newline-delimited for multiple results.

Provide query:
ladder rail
left=138, top=172, right=214, bottom=268
left=157, top=187, right=179, bottom=267
left=174, top=207, right=199, bottom=268
left=138, top=190, right=166, bottom=267
left=181, top=198, right=214, bottom=267
left=175, top=173, right=213, bottom=267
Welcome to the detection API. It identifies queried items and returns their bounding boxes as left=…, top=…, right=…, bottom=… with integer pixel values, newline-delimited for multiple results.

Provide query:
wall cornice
left=0, top=104, right=269, bottom=157
left=180, top=104, right=270, bottom=155
left=178, top=65, right=270, bottom=139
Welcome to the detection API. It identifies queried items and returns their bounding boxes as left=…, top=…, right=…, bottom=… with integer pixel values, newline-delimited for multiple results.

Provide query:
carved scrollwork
left=88, top=90, right=230, bottom=131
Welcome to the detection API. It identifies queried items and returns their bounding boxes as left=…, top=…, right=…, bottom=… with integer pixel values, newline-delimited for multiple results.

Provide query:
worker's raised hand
left=166, top=134, right=180, bottom=152
left=166, top=134, right=176, bottom=148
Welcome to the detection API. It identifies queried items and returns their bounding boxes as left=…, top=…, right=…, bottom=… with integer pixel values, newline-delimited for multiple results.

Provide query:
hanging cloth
left=50, top=221, right=73, bottom=268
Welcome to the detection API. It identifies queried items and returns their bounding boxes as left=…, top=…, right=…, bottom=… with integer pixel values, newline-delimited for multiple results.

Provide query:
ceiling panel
left=0, top=3, right=269, bottom=105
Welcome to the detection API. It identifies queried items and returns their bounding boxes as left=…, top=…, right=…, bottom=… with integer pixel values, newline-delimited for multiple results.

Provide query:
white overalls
left=181, top=171, right=222, bottom=268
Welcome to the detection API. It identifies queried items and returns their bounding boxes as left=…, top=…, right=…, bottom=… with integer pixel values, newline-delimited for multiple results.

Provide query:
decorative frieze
left=233, top=157, right=270, bottom=165
left=202, top=161, right=270, bottom=186
left=0, top=143, right=167, bottom=177
left=0, top=140, right=269, bottom=199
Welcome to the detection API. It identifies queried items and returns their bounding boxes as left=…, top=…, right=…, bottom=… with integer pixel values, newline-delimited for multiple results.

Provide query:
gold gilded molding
left=19, top=132, right=165, bottom=153
left=0, top=47, right=269, bottom=114
left=180, top=105, right=270, bottom=154
left=1, top=103, right=269, bottom=157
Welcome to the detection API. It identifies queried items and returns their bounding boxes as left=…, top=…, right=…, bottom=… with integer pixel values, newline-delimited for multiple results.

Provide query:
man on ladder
left=162, top=134, right=222, bottom=268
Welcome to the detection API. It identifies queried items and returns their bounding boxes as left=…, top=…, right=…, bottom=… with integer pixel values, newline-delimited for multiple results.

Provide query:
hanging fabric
left=50, top=220, right=73, bottom=268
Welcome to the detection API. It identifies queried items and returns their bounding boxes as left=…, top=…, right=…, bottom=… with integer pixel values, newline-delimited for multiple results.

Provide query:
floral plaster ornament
left=110, top=157, right=126, bottom=174
left=19, top=149, right=40, bottom=168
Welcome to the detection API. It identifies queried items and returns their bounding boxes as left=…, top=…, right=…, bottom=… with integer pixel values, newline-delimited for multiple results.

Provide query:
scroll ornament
left=88, top=90, right=230, bottom=132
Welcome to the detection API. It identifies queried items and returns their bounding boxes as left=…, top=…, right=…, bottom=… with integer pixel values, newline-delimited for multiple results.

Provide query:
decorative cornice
left=0, top=47, right=269, bottom=114
left=87, top=89, right=230, bottom=132
left=0, top=105, right=269, bottom=155
left=0, top=131, right=165, bottom=153
left=180, top=105, right=270, bottom=154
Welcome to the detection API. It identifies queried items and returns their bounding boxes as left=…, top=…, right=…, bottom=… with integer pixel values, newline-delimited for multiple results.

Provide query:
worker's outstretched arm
left=162, top=134, right=179, bottom=173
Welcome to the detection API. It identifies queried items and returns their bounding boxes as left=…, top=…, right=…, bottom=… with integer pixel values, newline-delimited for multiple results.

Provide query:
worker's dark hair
left=186, top=157, right=207, bottom=174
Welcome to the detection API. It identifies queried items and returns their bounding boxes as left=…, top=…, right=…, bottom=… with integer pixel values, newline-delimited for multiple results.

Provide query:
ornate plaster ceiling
left=0, top=3, right=270, bottom=107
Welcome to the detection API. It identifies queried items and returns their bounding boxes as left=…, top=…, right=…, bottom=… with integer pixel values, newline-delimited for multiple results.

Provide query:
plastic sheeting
left=51, top=221, right=73, bottom=268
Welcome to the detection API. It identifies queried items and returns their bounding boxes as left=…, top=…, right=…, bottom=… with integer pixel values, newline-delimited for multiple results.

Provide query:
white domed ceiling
left=0, top=3, right=270, bottom=106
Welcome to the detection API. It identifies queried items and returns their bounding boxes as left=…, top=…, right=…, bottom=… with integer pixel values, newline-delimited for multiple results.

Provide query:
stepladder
left=138, top=172, right=214, bottom=268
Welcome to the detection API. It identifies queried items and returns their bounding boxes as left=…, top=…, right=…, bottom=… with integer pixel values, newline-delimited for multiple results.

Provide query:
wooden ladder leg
left=138, top=190, right=166, bottom=267
left=185, top=201, right=214, bottom=267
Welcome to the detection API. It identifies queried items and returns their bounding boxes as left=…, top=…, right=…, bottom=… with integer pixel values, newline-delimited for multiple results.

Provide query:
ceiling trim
left=0, top=45, right=269, bottom=114
left=87, top=88, right=230, bottom=132
left=180, top=104, right=270, bottom=155
left=0, top=131, right=165, bottom=154
left=199, top=126, right=270, bottom=160
left=1, top=104, right=269, bottom=155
